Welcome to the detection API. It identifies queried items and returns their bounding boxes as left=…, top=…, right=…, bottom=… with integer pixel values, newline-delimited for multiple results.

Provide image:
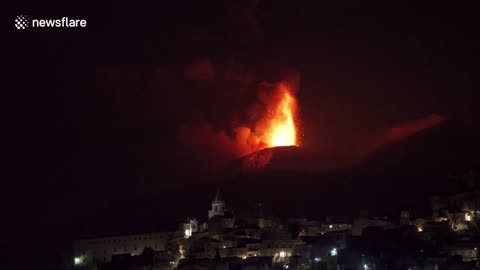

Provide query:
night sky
left=9, top=1, right=480, bottom=267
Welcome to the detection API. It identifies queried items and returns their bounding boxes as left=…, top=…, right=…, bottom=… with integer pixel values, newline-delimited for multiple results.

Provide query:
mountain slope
left=218, top=120, right=479, bottom=217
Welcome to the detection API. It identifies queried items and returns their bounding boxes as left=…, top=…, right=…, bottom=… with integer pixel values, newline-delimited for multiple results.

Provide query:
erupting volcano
left=262, top=84, right=299, bottom=148
left=234, top=82, right=301, bottom=171
left=179, top=79, right=301, bottom=170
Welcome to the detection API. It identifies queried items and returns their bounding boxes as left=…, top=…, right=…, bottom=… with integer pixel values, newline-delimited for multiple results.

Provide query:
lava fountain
left=262, top=83, right=299, bottom=148
left=239, top=82, right=300, bottom=171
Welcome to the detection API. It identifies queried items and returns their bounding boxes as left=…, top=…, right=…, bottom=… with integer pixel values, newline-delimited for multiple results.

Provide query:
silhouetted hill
left=346, top=120, right=480, bottom=190
left=217, top=120, right=480, bottom=218
left=354, top=120, right=478, bottom=169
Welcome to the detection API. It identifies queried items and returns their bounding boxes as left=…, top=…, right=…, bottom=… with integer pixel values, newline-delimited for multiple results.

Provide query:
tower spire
left=208, top=188, right=226, bottom=219
left=213, top=188, right=223, bottom=202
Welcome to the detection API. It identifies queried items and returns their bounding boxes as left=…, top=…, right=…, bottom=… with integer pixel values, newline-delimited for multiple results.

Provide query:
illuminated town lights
left=184, top=227, right=192, bottom=239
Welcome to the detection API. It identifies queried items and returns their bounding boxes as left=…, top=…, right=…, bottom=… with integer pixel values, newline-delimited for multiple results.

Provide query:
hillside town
left=74, top=185, right=480, bottom=270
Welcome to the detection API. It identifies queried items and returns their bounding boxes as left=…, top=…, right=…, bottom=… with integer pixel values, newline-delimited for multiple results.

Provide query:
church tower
left=208, top=189, right=226, bottom=219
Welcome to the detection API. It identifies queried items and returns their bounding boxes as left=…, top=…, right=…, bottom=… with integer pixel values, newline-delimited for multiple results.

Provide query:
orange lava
left=263, top=83, right=299, bottom=147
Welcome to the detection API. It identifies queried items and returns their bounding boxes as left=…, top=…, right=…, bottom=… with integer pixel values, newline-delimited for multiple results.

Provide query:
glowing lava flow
left=263, top=84, right=299, bottom=147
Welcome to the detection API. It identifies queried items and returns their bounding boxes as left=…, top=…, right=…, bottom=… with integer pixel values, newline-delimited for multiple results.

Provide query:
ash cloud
left=167, top=54, right=446, bottom=172
left=94, top=1, right=451, bottom=174
left=184, top=58, right=216, bottom=81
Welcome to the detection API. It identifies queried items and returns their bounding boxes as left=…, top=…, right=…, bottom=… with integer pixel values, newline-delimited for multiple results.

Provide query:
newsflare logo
left=15, top=15, right=29, bottom=30
left=14, top=15, right=87, bottom=30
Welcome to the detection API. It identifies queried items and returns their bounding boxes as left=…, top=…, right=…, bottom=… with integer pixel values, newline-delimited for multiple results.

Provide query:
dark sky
left=8, top=1, right=480, bottom=267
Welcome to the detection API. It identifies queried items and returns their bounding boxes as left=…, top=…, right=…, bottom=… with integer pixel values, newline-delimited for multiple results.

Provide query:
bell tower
left=208, top=189, right=226, bottom=219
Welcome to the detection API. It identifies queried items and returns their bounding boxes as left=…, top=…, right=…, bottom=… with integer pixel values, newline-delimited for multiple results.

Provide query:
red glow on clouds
left=381, top=114, right=446, bottom=145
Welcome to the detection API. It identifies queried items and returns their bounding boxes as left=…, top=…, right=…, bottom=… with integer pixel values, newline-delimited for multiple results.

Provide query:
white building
left=208, top=189, right=227, bottom=219
left=182, top=218, right=199, bottom=239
